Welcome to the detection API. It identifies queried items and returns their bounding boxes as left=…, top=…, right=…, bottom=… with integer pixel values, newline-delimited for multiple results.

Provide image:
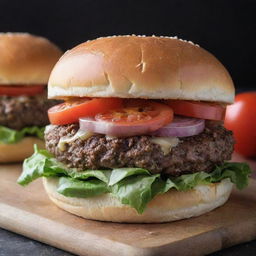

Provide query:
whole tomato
left=225, top=92, right=256, bottom=157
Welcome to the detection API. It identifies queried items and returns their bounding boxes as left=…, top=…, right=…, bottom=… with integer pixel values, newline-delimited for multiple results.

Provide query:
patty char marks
left=45, top=122, right=234, bottom=177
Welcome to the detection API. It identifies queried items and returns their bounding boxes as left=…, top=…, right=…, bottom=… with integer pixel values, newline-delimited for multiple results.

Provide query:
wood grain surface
left=0, top=163, right=256, bottom=256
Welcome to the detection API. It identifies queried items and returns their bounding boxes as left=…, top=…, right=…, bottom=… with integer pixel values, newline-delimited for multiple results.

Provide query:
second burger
left=0, top=33, right=62, bottom=162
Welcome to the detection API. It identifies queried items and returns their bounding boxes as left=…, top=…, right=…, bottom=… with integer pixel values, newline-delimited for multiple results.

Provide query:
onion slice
left=80, top=116, right=205, bottom=138
left=151, top=116, right=205, bottom=137
left=79, top=117, right=159, bottom=137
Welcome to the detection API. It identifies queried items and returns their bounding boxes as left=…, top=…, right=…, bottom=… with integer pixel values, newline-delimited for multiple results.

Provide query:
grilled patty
left=0, top=92, right=58, bottom=130
left=45, top=122, right=234, bottom=177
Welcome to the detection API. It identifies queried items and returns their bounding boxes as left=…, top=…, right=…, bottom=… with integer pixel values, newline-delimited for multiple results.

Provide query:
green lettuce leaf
left=17, top=145, right=68, bottom=185
left=169, top=172, right=212, bottom=191
left=109, top=168, right=150, bottom=185
left=111, top=174, right=160, bottom=213
left=208, top=162, right=251, bottom=190
left=18, top=146, right=111, bottom=185
left=57, top=177, right=109, bottom=198
left=17, top=147, right=252, bottom=213
left=0, top=125, right=45, bottom=144
left=71, top=170, right=111, bottom=183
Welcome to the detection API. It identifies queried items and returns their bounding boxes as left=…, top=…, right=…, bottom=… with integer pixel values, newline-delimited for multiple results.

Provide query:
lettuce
left=18, top=146, right=252, bottom=214
left=57, top=177, right=110, bottom=198
left=0, top=125, right=45, bottom=144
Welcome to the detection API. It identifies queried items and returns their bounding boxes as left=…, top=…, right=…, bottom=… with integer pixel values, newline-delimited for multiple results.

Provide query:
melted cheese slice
left=58, top=129, right=94, bottom=151
left=150, top=137, right=179, bottom=155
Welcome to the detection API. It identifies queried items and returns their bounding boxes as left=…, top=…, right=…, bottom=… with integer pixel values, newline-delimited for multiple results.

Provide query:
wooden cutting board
left=0, top=164, right=256, bottom=256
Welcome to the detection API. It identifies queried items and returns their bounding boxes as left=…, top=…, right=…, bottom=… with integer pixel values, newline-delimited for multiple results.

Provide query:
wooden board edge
left=138, top=220, right=256, bottom=256
left=2, top=201, right=256, bottom=256
left=0, top=203, right=150, bottom=256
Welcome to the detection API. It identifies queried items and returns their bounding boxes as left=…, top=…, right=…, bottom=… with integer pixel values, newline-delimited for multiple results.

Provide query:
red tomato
left=166, top=100, right=226, bottom=120
left=0, top=85, right=44, bottom=96
left=95, top=100, right=173, bottom=129
left=225, top=92, right=256, bottom=157
left=48, top=98, right=123, bottom=125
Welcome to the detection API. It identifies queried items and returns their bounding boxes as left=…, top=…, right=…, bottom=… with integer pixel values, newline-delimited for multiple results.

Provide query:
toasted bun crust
left=48, top=35, right=234, bottom=103
left=43, top=177, right=233, bottom=223
left=0, top=137, right=44, bottom=163
left=0, top=33, right=62, bottom=85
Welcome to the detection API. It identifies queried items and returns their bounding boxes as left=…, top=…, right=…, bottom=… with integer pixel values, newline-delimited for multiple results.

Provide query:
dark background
left=0, top=0, right=255, bottom=91
left=0, top=1, right=256, bottom=255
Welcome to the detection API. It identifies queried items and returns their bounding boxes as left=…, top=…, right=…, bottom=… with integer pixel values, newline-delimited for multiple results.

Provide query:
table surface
left=1, top=228, right=256, bottom=256
left=1, top=153, right=255, bottom=256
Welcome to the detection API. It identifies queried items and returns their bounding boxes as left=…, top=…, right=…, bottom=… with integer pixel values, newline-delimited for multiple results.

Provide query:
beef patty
left=45, top=122, right=234, bottom=177
left=0, top=92, right=58, bottom=130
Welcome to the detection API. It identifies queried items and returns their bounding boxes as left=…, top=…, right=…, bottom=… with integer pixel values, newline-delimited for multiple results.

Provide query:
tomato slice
left=0, top=85, right=45, bottom=96
left=48, top=98, right=123, bottom=125
left=166, top=100, right=226, bottom=120
left=95, top=100, right=173, bottom=130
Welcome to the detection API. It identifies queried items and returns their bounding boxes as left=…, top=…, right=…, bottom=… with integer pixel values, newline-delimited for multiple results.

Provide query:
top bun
left=0, top=33, right=62, bottom=85
left=48, top=35, right=234, bottom=103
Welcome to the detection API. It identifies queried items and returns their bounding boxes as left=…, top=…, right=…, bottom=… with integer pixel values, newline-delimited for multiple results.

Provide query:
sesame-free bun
left=0, top=33, right=62, bottom=85
left=43, top=177, right=233, bottom=223
left=48, top=35, right=234, bottom=103
left=0, top=137, right=44, bottom=163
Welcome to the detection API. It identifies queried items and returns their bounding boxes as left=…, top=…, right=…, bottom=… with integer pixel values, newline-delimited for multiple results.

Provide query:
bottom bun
left=43, top=177, right=233, bottom=223
left=0, top=137, right=44, bottom=163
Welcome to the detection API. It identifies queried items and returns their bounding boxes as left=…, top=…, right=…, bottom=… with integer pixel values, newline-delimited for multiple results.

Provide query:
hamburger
left=0, top=33, right=62, bottom=162
left=18, top=35, right=251, bottom=223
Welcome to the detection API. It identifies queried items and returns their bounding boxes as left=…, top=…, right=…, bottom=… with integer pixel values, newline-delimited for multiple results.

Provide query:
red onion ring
left=80, top=116, right=205, bottom=138
left=150, top=116, right=205, bottom=137
left=79, top=117, right=158, bottom=137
